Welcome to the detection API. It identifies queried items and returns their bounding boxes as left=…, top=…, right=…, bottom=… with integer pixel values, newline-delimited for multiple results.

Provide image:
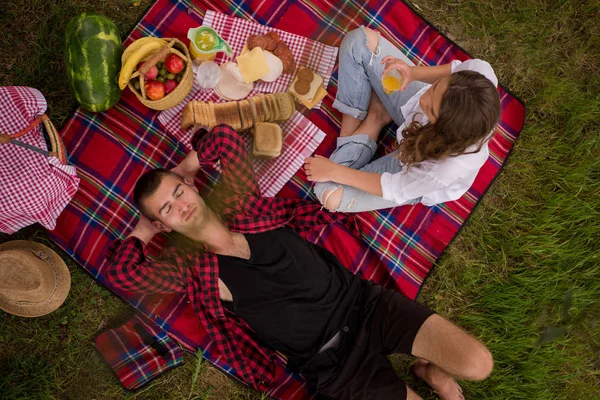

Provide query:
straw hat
left=0, top=240, right=71, bottom=317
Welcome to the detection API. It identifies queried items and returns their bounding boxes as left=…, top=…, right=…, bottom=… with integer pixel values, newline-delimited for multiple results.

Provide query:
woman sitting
left=304, top=27, right=501, bottom=212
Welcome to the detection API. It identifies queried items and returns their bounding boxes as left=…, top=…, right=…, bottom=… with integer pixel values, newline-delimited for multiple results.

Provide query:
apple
left=145, top=80, right=165, bottom=100
left=165, top=54, right=185, bottom=74
left=164, top=79, right=178, bottom=94
left=137, top=62, right=158, bottom=80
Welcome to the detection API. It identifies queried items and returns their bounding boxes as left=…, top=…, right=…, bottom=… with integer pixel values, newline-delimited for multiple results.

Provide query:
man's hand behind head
left=127, top=214, right=165, bottom=244
left=171, top=150, right=200, bottom=185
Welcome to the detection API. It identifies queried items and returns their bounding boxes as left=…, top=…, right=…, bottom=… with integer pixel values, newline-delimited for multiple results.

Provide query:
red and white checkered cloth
left=0, top=87, right=79, bottom=233
left=158, top=11, right=339, bottom=197
left=201, top=10, right=338, bottom=100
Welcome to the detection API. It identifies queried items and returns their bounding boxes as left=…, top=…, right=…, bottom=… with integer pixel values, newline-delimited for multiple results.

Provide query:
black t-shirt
left=217, top=227, right=365, bottom=366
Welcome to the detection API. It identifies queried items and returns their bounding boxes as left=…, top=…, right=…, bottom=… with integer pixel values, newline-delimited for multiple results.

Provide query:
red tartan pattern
left=49, top=0, right=525, bottom=398
left=95, top=313, right=184, bottom=390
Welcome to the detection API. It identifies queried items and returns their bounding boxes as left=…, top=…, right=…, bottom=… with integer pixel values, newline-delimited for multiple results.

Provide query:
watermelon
left=65, top=13, right=123, bottom=112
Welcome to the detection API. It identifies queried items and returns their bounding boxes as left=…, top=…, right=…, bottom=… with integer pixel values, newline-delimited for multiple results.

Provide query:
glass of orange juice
left=382, top=69, right=402, bottom=95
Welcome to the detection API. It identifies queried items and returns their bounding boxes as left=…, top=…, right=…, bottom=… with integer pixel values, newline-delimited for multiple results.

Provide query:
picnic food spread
left=64, top=13, right=123, bottom=112
left=169, top=26, right=332, bottom=159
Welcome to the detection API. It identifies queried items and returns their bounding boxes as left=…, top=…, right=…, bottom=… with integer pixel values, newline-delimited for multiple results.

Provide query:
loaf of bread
left=181, top=92, right=296, bottom=131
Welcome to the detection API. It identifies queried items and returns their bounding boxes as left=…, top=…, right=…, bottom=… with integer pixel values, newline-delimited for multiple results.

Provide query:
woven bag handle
left=0, top=114, right=68, bottom=165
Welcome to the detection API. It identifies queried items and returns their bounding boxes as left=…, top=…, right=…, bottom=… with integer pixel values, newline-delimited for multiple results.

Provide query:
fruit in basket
left=64, top=13, right=123, bottom=112
left=165, top=54, right=185, bottom=74
left=122, top=37, right=167, bottom=64
left=145, top=81, right=165, bottom=100
left=164, top=79, right=178, bottom=94
left=137, top=63, right=158, bottom=80
left=118, top=40, right=167, bottom=89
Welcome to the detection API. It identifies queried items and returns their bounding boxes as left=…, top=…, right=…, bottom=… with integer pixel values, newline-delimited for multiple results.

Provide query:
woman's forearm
left=410, top=63, right=452, bottom=84
left=334, top=165, right=384, bottom=197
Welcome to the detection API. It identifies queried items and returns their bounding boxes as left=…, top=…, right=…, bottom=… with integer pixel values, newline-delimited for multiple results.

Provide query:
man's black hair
left=133, top=168, right=179, bottom=220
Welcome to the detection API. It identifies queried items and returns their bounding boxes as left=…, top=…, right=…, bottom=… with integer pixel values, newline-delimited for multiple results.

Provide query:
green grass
left=1, top=0, right=599, bottom=399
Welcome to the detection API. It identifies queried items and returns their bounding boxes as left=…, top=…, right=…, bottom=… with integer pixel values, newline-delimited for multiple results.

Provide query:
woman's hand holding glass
left=381, top=56, right=414, bottom=92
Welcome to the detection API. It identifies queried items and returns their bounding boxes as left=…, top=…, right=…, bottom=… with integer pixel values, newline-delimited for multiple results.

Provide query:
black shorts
left=303, top=285, right=435, bottom=400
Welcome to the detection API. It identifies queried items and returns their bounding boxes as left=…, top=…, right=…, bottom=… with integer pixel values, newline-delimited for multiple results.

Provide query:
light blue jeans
left=314, top=27, right=426, bottom=213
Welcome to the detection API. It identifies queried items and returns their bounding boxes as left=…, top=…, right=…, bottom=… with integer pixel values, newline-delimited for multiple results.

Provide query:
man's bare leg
left=411, top=315, right=493, bottom=400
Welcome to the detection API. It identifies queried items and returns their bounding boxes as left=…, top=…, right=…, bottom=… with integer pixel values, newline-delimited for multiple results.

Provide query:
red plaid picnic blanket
left=158, top=10, right=338, bottom=196
left=49, top=0, right=525, bottom=397
left=0, top=86, right=79, bottom=233
left=95, top=313, right=184, bottom=390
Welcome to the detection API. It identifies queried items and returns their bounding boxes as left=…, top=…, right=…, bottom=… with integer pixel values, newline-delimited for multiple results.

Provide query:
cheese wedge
left=295, top=86, right=328, bottom=110
left=236, top=47, right=270, bottom=83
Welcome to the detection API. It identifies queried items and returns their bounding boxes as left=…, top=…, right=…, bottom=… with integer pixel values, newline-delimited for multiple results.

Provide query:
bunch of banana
left=118, top=37, right=167, bottom=89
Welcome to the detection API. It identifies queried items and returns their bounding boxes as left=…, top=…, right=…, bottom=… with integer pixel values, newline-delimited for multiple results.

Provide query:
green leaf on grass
left=189, top=350, right=205, bottom=399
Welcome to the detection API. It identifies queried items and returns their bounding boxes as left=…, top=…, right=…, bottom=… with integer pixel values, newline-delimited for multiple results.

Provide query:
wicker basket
left=127, top=38, right=194, bottom=111
left=0, top=114, right=67, bottom=164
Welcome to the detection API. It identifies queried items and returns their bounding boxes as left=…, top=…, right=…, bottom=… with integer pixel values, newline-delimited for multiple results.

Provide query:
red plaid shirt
left=105, top=124, right=358, bottom=391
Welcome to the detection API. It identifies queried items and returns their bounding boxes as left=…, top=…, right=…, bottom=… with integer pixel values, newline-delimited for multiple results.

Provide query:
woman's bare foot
left=413, top=359, right=464, bottom=400
left=351, top=91, right=394, bottom=141
left=366, top=90, right=393, bottom=126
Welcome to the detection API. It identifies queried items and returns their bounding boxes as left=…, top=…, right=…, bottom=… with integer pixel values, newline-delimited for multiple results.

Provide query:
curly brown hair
left=398, top=70, right=501, bottom=167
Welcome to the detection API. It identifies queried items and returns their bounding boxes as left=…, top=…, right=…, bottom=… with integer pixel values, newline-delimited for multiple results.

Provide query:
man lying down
left=105, top=124, right=493, bottom=400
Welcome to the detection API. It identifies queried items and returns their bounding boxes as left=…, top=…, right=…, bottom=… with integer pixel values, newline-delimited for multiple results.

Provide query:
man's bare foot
left=366, top=91, right=393, bottom=126
left=413, top=359, right=464, bottom=400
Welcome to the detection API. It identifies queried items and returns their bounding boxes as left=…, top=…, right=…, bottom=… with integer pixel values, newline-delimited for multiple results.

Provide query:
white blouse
left=380, top=59, right=499, bottom=206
